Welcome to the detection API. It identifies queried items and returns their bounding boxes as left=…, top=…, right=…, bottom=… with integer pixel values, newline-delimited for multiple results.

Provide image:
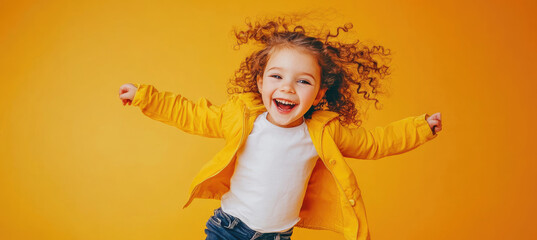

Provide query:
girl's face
left=257, top=47, right=326, bottom=128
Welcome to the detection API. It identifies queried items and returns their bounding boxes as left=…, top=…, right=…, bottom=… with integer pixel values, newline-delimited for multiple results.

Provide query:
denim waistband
left=211, top=207, right=294, bottom=240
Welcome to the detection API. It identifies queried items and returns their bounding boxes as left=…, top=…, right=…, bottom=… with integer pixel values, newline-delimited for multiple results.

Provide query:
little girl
left=118, top=17, right=442, bottom=240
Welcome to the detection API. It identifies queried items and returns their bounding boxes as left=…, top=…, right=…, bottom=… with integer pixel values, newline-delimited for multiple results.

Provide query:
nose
left=279, top=80, right=295, bottom=93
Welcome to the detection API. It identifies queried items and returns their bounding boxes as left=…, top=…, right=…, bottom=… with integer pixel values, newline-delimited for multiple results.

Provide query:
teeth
left=275, top=99, right=296, bottom=105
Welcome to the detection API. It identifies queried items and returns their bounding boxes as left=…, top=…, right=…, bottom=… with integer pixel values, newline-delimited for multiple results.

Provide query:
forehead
left=265, top=47, right=321, bottom=75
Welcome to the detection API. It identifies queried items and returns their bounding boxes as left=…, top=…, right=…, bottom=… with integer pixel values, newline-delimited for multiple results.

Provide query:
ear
left=256, top=75, right=263, bottom=93
left=313, top=88, right=328, bottom=106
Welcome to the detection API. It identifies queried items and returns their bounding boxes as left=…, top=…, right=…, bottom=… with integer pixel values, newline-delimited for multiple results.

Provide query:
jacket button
left=349, top=199, right=356, bottom=207
left=329, top=159, right=336, bottom=165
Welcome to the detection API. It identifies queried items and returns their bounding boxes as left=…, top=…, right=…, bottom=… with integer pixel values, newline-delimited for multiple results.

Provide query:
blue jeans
left=205, top=208, right=294, bottom=240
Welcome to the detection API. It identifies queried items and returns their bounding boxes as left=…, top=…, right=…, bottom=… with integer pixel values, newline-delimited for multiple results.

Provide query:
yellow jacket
left=131, top=84, right=438, bottom=240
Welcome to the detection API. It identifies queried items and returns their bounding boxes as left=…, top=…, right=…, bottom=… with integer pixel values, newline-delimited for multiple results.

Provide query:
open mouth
left=274, top=99, right=297, bottom=112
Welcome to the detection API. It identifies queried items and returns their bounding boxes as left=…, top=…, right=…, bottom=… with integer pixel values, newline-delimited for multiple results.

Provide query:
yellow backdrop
left=1, top=0, right=536, bottom=239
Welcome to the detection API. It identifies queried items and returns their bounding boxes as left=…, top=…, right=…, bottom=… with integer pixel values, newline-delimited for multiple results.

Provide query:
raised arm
left=330, top=114, right=438, bottom=160
left=128, top=83, right=226, bottom=138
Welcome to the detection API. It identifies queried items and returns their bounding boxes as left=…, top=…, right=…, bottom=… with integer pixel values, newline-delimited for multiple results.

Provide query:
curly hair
left=227, top=16, right=391, bottom=126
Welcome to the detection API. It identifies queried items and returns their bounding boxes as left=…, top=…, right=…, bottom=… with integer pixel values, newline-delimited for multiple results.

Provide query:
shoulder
left=223, top=92, right=265, bottom=115
left=307, top=111, right=364, bottom=139
left=220, top=92, right=264, bottom=116
left=306, top=111, right=341, bottom=131
left=227, top=92, right=263, bottom=107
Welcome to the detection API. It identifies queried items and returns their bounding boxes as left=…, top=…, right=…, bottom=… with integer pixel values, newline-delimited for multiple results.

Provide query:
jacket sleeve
left=330, top=114, right=438, bottom=160
left=131, top=83, right=225, bottom=138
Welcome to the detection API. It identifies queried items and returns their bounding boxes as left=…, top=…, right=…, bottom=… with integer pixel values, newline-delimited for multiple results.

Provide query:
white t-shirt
left=221, top=112, right=319, bottom=232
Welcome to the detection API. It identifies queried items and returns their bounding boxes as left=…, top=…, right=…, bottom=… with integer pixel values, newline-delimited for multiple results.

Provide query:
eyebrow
left=267, top=67, right=317, bottom=81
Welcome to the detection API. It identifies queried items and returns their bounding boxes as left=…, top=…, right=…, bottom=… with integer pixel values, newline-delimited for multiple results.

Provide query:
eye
left=270, top=74, right=282, bottom=79
left=298, top=80, right=312, bottom=85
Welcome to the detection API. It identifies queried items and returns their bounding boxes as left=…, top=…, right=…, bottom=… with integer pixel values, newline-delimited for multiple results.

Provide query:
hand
left=426, top=112, right=442, bottom=135
left=118, top=83, right=138, bottom=106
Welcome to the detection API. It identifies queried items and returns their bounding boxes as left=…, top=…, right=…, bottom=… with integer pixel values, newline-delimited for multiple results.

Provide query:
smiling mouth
left=274, top=99, right=297, bottom=112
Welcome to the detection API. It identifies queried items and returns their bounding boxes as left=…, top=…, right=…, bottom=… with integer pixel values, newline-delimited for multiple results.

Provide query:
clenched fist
left=118, top=83, right=138, bottom=106
left=426, top=112, right=442, bottom=135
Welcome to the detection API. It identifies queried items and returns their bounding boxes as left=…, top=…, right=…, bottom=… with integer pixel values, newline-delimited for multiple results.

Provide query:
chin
left=270, top=112, right=303, bottom=127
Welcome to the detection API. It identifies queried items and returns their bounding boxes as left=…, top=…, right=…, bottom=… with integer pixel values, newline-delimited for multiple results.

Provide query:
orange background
left=1, top=0, right=536, bottom=239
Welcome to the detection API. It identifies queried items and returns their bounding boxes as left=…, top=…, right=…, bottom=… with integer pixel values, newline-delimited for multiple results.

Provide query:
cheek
left=260, top=85, right=273, bottom=102
left=301, top=90, right=318, bottom=104
left=261, top=82, right=276, bottom=95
